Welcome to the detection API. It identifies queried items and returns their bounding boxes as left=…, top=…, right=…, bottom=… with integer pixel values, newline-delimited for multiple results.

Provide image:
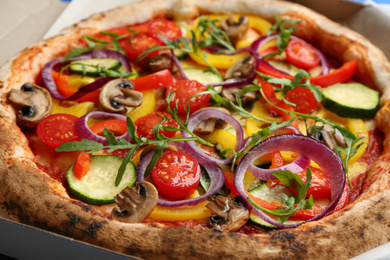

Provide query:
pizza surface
left=1, top=0, right=390, bottom=259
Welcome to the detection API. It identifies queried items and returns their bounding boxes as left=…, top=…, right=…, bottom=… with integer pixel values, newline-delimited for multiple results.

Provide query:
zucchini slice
left=70, top=58, right=121, bottom=77
left=322, top=83, right=379, bottom=119
left=248, top=184, right=300, bottom=229
left=183, top=68, right=223, bottom=85
left=67, top=155, right=136, bottom=205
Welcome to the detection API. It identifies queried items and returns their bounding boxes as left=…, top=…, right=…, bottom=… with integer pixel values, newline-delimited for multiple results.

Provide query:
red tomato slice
left=259, top=79, right=294, bottom=120
left=73, top=151, right=92, bottom=180
left=148, top=19, right=182, bottom=41
left=37, top=114, right=80, bottom=149
left=286, top=39, right=320, bottom=70
left=285, top=87, right=318, bottom=114
left=121, top=33, right=164, bottom=61
left=151, top=151, right=201, bottom=199
left=166, top=80, right=210, bottom=115
left=293, top=167, right=331, bottom=200
left=134, top=112, right=179, bottom=140
left=311, top=60, right=358, bottom=88
left=132, top=69, right=174, bottom=91
left=89, top=119, right=127, bottom=136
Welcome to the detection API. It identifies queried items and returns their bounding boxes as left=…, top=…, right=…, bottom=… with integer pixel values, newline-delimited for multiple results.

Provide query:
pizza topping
left=98, top=78, right=143, bottom=114
left=193, top=107, right=230, bottom=135
left=236, top=134, right=345, bottom=228
left=308, top=123, right=347, bottom=152
left=74, top=111, right=129, bottom=145
left=221, top=85, right=256, bottom=105
left=8, top=83, right=53, bottom=128
left=206, top=195, right=250, bottom=231
left=37, top=114, right=80, bottom=148
left=111, top=181, right=158, bottom=223
left=224, top=55, right=255, bottom=80
left=143, top=53, right=173, bottom=73
left=220, top=15, right=250, bottom=45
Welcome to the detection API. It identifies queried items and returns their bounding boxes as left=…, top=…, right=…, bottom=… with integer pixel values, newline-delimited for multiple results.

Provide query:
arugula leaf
left=247, top=168, right=314, bottom=223
left=263, top=18, right=300, bottom=59
left=56, top=139, right=104, bottom=153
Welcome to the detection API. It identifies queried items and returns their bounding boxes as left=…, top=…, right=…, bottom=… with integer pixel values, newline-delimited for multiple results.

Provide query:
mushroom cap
left=308, top=123, right=347, bottom=151
left=224, top=55, right=255, bottom=80
left=220, top=15, right=249, bottom=46
left=193, top=106, right=231, bottom=135
left=7, top=83, right=53, bottom=128
left=206, top=195, right=250, bottom=231
left=111, top=181, right=158, bottom=223
left=144, top=53, right=173, bottom=73
left=98, top=78, right=143, bottom=114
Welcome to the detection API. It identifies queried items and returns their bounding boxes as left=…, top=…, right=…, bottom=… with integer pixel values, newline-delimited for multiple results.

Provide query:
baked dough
left=1, top=0, right=390, bottom=259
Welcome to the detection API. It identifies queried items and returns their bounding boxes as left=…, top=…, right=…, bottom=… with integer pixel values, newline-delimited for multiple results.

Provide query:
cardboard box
left=1, top=0, right=390, bottom=259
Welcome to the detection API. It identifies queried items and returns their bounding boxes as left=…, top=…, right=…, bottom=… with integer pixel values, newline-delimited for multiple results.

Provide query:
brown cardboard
left=1, top=0, right=390, bottom=259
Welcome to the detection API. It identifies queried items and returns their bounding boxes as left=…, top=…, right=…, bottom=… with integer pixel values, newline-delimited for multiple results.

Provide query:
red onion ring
left=235, top=134, right=345, bottom=228
left=41, top=49, right=132, bottom=100
left=181, top=109, right=244, bottom=164
left=136, top=145, right=225, bottom=207
left=74, top=111, right=129, bottom=145
left=251, top=34, right=330, bottom=76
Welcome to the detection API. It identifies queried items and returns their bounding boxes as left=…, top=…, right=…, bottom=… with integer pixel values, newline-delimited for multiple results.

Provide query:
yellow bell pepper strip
left=148, top=190, right=212, bottom=221
left=245, top=99, right=282, bottom=137
left=186, top=14, right=272, bottom=69
left=126, top=89, right=156, bottom=121
left=51, top=99, right=94, bottom=118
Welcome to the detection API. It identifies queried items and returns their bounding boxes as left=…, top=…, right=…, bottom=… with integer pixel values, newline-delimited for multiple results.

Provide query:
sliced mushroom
left=98, top=78, right=143, bottom=114
left=206, top=195, right=250, bottom=231
left=220, top=15, right=249, bottom=45
left=111, top=181, right=158, bottom=223
left=144, top=53, right=173, bottom=73
left=7, top=83, right=52, bottom=128
left=224, top=55, right=255, bottom=80
left=193, top=107, right=231, bottom=135
left=308, top=123, right=347, bottom=151
left=221, top=85, right=256, bottom=105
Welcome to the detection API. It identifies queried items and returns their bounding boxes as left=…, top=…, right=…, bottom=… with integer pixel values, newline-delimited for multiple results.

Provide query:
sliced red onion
left=248, top=154, right=310, bottom=180
left=171, top=49, right=190, bottom=81
left=136, top=145, right=225, bottom=207
left=251, top=34, right=330, bottom=76
left=41, top=49, right=132, bottom=100
left=74, top=111, right=129, bottom=145
left=235, top=134, right=345, bottom=228
left=181, top=109, right=244, bottom=164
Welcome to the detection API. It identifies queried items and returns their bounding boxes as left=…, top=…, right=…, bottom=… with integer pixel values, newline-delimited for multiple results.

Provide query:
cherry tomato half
left=151, top=151, right=201, bottom=199
left=166, top=80, right=210, bottom=115
left=286, top=39, right=320, bottom=70
left=147, top=19, right=182, bottom=41
left=285, top=87, right=318, bottom=114
left=37, top=114, right=80, bottom=149
left=134, top=112, right=179, bottom=140
left=121, top=33, right=164, bottom=61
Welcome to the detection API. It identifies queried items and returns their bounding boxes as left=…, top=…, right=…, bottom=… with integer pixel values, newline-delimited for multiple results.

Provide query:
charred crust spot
left=376, top=214, right=383, bottom=221
left=287, top=242, right=307, bottom=253
left=309, top=226, right=323, bottom=234
left=270, top=231, right=296, bottom=243
left=68, top=213, right=81, bottom=225
left=83, top=222, right=102, bottom=238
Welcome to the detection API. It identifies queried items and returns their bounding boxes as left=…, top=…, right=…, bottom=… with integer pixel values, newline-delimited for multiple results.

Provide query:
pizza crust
left=1, top=0, right=390, bottom=259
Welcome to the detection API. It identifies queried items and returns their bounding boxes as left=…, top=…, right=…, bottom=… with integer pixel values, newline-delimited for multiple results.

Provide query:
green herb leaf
left=55, top=139, right=104, bottom=153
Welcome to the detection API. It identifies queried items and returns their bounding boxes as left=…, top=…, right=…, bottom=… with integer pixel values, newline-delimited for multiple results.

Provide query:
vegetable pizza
left=1, top=0, right=390, bottom=259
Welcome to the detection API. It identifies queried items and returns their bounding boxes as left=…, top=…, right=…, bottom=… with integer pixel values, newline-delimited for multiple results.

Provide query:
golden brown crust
left=1, top=0, right=390, bottom=259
